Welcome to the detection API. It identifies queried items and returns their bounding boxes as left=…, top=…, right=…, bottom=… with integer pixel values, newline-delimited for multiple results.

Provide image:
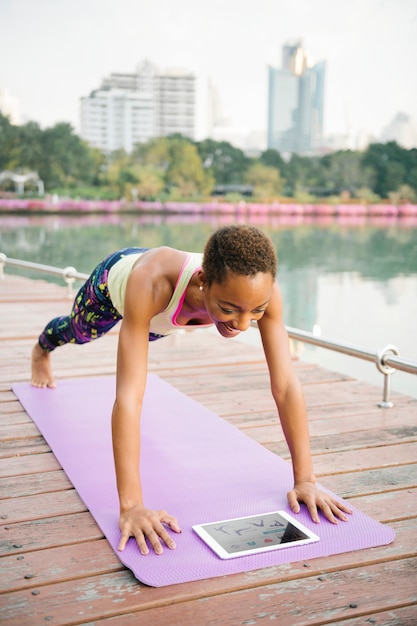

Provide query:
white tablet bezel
left=192, top=510, right=320, bottom=559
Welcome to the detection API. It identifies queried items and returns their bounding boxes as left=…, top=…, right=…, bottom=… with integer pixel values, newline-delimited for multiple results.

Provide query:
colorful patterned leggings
left=38, top=247, right=164, bottom=352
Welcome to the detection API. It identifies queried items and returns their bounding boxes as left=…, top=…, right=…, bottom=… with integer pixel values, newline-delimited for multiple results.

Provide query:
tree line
left=1, top=112, right=416, bottom=203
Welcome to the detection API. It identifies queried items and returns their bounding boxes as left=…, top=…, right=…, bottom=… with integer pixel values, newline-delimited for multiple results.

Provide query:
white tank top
left=107, top=251, right=213, bottom=336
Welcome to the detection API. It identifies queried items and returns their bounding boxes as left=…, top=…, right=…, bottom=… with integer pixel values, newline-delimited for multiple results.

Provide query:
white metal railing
left=281, top=326, right=416, bottom=409
left=1, top=252, right=416, bottom=407
left=0, top=253, right=88, bottom=296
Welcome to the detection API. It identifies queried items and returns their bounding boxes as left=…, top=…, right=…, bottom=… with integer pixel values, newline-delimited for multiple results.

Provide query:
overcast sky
left=1, top=0, right=416, bottom=143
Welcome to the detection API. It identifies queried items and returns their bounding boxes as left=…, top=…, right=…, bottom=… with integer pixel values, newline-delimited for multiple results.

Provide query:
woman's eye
left=220, top=307, right=235, bottom=314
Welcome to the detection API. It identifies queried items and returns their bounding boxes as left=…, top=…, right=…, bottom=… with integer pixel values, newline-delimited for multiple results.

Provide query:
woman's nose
left=232, top=314, right=252, bottom=331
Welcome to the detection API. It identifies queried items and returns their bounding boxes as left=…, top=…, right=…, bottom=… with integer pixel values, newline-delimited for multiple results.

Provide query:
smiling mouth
left=216, top=322, right=241, bottom=338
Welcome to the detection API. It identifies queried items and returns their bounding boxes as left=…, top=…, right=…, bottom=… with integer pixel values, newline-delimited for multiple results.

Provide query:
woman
left=31, top=224, right=351, bottom=555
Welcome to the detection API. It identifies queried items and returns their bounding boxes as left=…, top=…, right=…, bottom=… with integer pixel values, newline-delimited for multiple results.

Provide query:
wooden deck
left=1, top=273, right=416, bottom=626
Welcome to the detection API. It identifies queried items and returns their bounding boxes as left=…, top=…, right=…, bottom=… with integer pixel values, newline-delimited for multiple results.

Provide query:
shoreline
left=1, top=198, right=417, bottom=216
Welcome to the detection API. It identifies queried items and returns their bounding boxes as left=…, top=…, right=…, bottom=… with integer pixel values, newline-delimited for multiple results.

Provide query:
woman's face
left=203, top=271, right=274, bottom=338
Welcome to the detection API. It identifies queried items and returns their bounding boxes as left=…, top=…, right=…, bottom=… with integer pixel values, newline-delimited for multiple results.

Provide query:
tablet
left=192, top=510, right=319, bottom=559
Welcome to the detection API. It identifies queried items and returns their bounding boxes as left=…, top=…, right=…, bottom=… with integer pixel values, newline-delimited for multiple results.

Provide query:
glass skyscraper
left=267, top=41, right=326, bottom=156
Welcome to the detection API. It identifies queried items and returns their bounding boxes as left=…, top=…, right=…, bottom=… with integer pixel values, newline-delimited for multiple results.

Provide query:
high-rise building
left=80, top=89, right=155, bottom=153
left=80, top=60, right=195, bottom=153
left=380, top=112, right=417, bottom=149
left=0, top=87, right=20, bottom=125
left=267, top=41, right=325, bottom=157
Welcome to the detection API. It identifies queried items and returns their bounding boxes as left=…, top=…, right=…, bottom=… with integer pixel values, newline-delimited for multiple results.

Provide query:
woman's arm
left=258, top=282, right=351, bottom=524
left=112, top=261, right=181, bottom=555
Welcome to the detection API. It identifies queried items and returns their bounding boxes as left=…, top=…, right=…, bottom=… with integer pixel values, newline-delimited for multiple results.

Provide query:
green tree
left=361, top=142, right=414, bottom=198
left=259, top=148, right=286, bottom=170
left=388, top=184, right=417, bottom=204
left=166, top=137, right=213, bottom=197
left=404, top=147, right=417, bottom=187
left=356, top=187, right=381, bottom=203
left=195, top=139, right=251, bottom=185
left=135, top=166, right=165, bottom=199
left=319, top=150, right=374, bottom=197
left=16, top=122, right=44, bottom=171
left=285, top=154, right=322, bottom=197
left=39, top=123, right=100, bottom=189
left=385, top=161, right=406, bottom=194
left=133, top=136, right=171, bottom=169
left=105, top=150, right=137, bottom=197
left=243, top=162, right=284, bottom=198
left=259, top=149, right=287, bottom=179
left=0, top=112, right=19, bottom=170
left=132, top=135, right=214, bottom=198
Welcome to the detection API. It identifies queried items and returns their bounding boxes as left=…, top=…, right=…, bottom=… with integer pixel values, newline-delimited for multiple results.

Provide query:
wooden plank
left=0, top=512, right=103, bottom=556
left=0, top=421, right=41, bottom=440
left=192, top=381, right=405, bottom=417
left=329, top=605, right=417, bottom=625
left=1, top=558, right=416, bottom=626
left=347, top=487, right=417, bottom=522
left=0, top=452, right=61, bottom=478
left=0, top=411, right=32, bottom=424
left=0, top=489, right=87, bottom=524
left=79, top=605, right=417, bottom=626
left=0, top=401, right=29, bottom=415
left=0, top=437, right=50, bottom=459
left=0, top=539, right=124, bottom=594
left=221, top=396, right=417, bottom=430
left=0, top=470, right=72, bottom=499
left=0, top=390, right=18, bottom=401
left=312, top=442, right=417, bottom=475
left=318, top=464, right=417, bottom=498
left=240, top=415, right=417, bottom=454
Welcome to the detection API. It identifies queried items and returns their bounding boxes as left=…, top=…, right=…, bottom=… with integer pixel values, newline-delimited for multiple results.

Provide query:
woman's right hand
left=118, top=504, right=181, bottom=555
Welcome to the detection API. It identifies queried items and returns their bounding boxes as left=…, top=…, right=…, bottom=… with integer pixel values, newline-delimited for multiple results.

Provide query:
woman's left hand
left=287, top=481, right=352, bottom=524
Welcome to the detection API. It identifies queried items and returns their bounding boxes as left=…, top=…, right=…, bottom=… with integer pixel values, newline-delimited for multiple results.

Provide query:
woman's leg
left=31, top=248, right=145, bottom=387
left=38, top=252, right=124, bottom=351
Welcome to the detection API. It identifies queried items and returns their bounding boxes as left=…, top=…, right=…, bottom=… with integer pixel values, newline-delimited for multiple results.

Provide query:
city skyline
left=1, top=0, right=416, bottom=149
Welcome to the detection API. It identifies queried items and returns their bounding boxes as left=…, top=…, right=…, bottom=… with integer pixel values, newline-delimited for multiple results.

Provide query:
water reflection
left=1, top=213, right=416, bottom=398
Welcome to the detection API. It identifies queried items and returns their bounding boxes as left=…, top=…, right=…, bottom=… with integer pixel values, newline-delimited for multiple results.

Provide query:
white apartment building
left=80, top=89, right=155, bottom=153
left=80, top=60, right=195, bottom=153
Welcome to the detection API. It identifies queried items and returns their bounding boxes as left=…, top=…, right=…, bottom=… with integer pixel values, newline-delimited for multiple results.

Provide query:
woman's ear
left=198, top=270, right=206, bottom=288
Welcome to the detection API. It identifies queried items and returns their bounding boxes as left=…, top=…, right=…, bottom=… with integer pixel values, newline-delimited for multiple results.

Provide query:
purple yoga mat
left=13, top=375, right=395, bottom=587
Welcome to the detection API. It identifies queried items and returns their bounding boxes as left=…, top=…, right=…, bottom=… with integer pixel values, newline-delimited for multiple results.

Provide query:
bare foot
left=31, top=343, right=56, bottom=388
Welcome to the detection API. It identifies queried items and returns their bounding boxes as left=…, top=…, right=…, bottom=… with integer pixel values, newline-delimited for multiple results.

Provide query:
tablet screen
left=193, top=510, right=319, bottom=559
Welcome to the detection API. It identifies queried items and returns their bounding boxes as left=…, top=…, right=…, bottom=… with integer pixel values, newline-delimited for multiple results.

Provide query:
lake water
left=1, top=211, right=416, bottom=399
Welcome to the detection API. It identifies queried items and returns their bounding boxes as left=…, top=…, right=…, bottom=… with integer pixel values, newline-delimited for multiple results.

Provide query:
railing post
left=63, top=266, right=77, bottom=297
left=375, top=344, right=400, bottom=408
left=0, top=253, right=6, bottom=280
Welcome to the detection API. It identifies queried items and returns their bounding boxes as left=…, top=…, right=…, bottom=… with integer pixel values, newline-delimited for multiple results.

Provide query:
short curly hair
left=202, top=225, right=277, bottom=286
